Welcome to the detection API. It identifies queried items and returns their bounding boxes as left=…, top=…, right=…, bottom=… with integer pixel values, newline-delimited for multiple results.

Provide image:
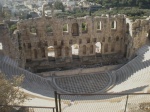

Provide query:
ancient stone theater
left=9, top=13, right=149, bottom=73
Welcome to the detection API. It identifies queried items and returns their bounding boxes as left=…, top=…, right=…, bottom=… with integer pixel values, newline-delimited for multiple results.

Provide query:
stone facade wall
left=17, top=15, right=127, bottom=70
left=1, top=15, right=149, bottom=72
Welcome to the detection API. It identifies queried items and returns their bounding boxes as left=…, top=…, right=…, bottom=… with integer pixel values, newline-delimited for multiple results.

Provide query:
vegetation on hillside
left=87, top=0, right=150, bottom=9
left=55, top=0, right=150, bottom=19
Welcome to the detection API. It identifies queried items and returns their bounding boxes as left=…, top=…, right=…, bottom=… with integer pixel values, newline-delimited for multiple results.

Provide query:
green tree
left=54, top=1, right=65, bottom=12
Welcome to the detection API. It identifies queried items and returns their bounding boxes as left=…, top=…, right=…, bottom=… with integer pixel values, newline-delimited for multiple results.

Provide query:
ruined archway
left=71, top=44, right=79, bottom=55
left=95, top=42, right=101, bottom=56
left=48, top=46, right=55, bottom=57
left=97, top=21, right=102, bottom=30
left=82, top=22, right=88, bottom=33
left=0, top=42, right=3, bottom=50
left=111, top=21, right=117, bottom=29
left=47, top=46, right=55, bottom=61
left=72, top=23, right=79, bottom=36
left=71, top=44, right=79, bottom=59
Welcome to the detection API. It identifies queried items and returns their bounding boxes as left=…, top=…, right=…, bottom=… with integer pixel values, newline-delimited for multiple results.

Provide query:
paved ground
left=54, top=73, right=111, bottom=93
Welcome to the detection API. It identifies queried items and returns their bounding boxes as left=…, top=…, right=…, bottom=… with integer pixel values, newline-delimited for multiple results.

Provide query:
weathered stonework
left=1, top=14, right=150, bottom=73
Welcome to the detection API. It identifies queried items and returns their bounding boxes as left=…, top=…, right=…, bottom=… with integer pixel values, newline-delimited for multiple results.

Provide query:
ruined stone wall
left=17, top=15, right=127, bottom=70
left=126, top=17, right=150, bottom=58
left=0, top=23, right=17, bottom=59
left=0, top=22, right=19, bottom=64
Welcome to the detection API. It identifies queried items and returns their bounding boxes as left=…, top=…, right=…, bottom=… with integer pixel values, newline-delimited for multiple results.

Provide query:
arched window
left=71, top=44, right=79, bottom=55
left=95, top=42, right=101, bottom=53
left=0, top=42, right=3, bottom=50
left=46, top=25, right=53, bottom=36
left=104, top=44, right=108, bottom=53
left=65, top=47, right=69, bottom=56
left=63, top=24, right=68, bottom=32
left=97, top=21, right=101, bottom=30
left=48, top=46, right=55, bottom=57
left=83, top=45, right=86, bottom=55
left=90, top=45, right=93, bottom=54
left=82, top=22, right=88, bottom=33
left=72, top=23, right=79, bottom=36
left=30, top=26, right=37, bottom=34
left=111, top=21, right=117, bottom=29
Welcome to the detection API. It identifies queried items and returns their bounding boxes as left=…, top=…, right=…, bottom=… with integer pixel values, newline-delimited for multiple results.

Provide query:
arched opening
left=46, top=25, right=53, bottom=36
left=0, top=42, right=3, bottom=50
left=90, top=45, right=93, bottom=54
left=126, top=23, right=129, bottom=34
left=65, top=46, right=69, bottom=56
left=83, top=45, right=86, bottom=55
left=30, top=26, right=37, bottom=35
left=33, top=49, right=38, bottom=59
left=71, top=44, right=79, bottom=59
left=95, top=42, right=101, bottom=56
left=48, top=46, right=55, bottom=57
left=97, top=21, right=101, bottom=30
left=111, top=21, right=117, bottom=29
left=82, top=22, right=88, bottom=33
left=63, top=24, right=68, bottom=32
left=47, top=46, right=55, bottom=61
left=72, top=23, right=79, bottom=36
left=41, top=48, right=45, bottom=58
left=104, top=44, right=108, bottom=53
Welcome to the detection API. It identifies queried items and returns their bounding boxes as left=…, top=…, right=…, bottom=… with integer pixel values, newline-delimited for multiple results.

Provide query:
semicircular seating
left=0, top=45, right=150, bottom=95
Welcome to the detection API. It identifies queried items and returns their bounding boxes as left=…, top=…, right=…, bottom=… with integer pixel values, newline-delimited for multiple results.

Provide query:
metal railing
left=0, top=105, right=56, bottom=112
left=54, top=91, right=150, bottom=112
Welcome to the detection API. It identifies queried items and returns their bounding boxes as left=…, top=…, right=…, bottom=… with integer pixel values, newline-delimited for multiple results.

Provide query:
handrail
left=0, top=105, right=56, bottom=109
left=57, top=92, right=150, bottom=96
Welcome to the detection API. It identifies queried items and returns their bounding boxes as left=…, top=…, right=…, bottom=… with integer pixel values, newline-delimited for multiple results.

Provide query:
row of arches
left=47, top=42, right=102, bottom=58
